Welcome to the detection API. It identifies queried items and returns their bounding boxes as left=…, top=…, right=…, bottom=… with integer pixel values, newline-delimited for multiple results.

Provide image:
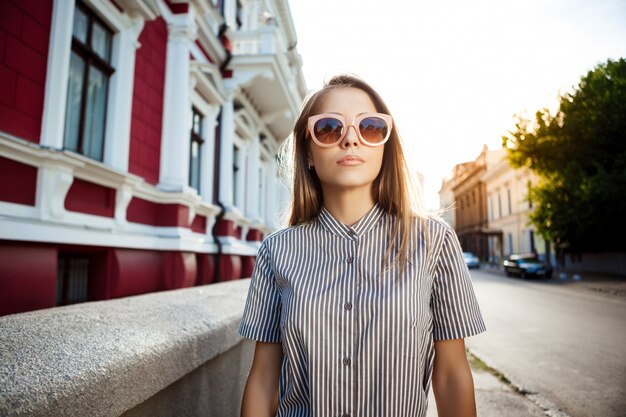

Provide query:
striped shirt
left=239, top=204, right=486, bottom=417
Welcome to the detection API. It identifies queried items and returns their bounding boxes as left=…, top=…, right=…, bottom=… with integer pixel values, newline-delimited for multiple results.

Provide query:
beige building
left=482, top=152, right=551, bottom=265
left=438, top=146, right=504, bottom=260
left=438, top=170, right=456, bottom=229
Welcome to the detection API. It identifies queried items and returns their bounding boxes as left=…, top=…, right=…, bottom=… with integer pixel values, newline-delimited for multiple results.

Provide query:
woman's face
left=308, top=87, right=386, bottom=194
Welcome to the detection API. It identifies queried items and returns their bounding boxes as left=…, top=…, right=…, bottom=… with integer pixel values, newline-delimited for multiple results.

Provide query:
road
left=466, top=269, right=626, bottom=417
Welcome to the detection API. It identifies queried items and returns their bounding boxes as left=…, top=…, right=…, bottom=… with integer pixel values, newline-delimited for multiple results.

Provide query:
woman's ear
left=307, top=154, right=314, bottom=170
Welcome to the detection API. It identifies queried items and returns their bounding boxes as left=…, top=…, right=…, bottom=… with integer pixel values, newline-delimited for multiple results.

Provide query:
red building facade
left=0, top=0, right=306, bottom=315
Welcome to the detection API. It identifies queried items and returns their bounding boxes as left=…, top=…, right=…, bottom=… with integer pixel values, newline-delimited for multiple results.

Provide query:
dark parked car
left=503, top=253, right=552, bottom=278
left=463, top=252, right=480, bottom=269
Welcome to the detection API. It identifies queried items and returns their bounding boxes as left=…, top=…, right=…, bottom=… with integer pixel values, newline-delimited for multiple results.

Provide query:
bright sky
left=288, top=0, right=626, bottom=209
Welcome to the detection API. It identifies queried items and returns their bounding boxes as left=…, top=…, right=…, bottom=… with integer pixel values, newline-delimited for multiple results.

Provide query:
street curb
left=467, top=347, right=574, bottom=417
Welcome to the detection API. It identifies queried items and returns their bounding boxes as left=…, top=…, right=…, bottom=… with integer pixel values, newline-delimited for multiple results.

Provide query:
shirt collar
left=317, top=204, right=386, bottom=240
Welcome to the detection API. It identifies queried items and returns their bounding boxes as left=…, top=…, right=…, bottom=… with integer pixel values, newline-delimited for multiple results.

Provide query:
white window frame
left=41, top=0, right=143, bottom=172
left=189, top=89, right=220, bottom=203
left=233, top=135, right=248, bottom=211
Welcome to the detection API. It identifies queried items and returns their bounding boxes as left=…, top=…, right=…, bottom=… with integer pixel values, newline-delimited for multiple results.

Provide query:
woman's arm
left=241, top=341, right=283, bottom=417
left=432, top=338, right=477, bottom=417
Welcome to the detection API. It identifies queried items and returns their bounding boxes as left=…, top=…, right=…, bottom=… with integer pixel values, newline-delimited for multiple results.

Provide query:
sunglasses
left=306, top=112, right=393, bottom=147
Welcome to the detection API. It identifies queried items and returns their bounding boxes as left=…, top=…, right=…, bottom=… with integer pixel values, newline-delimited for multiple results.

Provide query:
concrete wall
left=0, top=279, right=254, bottom=417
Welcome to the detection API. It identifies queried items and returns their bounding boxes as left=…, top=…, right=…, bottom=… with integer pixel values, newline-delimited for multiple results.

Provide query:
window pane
left=233, top=146, right=239, bottom=206
left=190, top=141, right=200, bottom=190
left=193, top=111, right=202, bottom=135
left=73, top=7, right=88, bottom=44
left=63, top=52, right=85, bottom=152
left=83, top=66, right=108, bottom=161
left=91, top=22, right=111, bottom=62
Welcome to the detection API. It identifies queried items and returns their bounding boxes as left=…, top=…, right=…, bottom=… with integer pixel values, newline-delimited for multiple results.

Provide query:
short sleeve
left=238, top=242, right=281, bottom=343
left=431, top=226, right=486, bottom=340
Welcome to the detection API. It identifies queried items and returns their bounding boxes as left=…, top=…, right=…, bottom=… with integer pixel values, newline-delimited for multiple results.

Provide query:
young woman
left=239, top=74, right=486, bottom=417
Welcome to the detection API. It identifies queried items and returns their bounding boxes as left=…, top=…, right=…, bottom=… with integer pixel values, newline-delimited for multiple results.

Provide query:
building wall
left=128, top=17, right=167, bottom=185
left=441, top=147, right=506, bottom=261
left=0, top=0, right=307, bottom=316
left=438, top=174, right=456, bottom=229
left=483, top=152, right=550, bottom=265
left=0, top=0, right=52, bottom=143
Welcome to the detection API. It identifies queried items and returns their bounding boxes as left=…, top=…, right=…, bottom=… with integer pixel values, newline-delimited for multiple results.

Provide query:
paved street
left=465, top=269, right=626, bottom=417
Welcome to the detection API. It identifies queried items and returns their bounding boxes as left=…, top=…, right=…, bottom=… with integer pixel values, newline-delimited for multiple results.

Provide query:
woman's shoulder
left=260, top=221, right=316, bottom=248
left=408, top=211, right=454, bottom=235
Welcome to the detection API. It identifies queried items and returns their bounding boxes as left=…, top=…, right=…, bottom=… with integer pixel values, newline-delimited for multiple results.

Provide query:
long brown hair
left=281, top=74, right=426, bottom=270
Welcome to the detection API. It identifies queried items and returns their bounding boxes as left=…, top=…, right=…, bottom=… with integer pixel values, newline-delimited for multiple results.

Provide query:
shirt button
left=342, top=358, right=351, bottom=366
left=344, top=302, right=353, bottom=310
left=346, top=256, right=353, bottom=264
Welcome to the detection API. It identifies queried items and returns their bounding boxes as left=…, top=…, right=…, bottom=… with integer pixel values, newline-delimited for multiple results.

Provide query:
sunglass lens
left=359, top=117, right=388, bottom=144
left=313, top=118, right=344, bottom=144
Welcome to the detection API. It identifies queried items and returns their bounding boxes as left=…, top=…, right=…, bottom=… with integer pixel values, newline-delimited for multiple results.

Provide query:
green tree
left=503, top=58, right=626, bottom=253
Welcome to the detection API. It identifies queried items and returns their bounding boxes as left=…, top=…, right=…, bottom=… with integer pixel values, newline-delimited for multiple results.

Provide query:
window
left=233, top=145, right=240, bottom=207
left=63, top=2, right=114, bottom=161
left=529, top=230, right=536, bottom=253
left=498, top=193, right=502, bottom=218
left=488, top=196, right=493, bottom=221
left=189, top=107, right=204, bottom=190
left=56, top=254, right=90, bottom=306
left=507, top=188, right=512, bottom=215
left=507, top=233, right=513, bottom=256
left=528, top=180, right=533, bottom=208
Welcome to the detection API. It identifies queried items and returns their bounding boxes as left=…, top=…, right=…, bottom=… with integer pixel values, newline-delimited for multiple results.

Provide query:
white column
left=223, top=0, right=238, bottom=29
left=200, top=104, right=220, bottom=203
left=104, top=18, right=144, bottom=172
left=245, top=133, right=261, bottom=221
left=219, top=97, right=235, bottom=208
left=266, top=158, right=278, bottom=228
left=40, top=0, right=75, bottom=149
left=158, top=13, right=197, bottom=192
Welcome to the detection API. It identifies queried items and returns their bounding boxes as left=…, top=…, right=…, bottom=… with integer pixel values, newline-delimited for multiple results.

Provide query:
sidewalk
left=426, top=352, right=547, bottom=417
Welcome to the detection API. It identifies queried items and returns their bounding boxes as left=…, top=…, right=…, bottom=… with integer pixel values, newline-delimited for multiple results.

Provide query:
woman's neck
left=322, top=186, right=376, bottom=226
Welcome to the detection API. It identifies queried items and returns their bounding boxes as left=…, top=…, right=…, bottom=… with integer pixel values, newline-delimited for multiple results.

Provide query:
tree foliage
left=503, top=58, right=626, bottom=252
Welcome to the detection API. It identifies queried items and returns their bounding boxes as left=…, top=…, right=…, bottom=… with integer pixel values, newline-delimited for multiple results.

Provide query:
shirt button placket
left=346, top=230, right=358, bottom=417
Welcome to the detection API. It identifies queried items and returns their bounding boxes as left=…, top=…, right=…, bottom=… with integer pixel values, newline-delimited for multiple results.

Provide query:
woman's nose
left=341, top=125, right=360, bottom=147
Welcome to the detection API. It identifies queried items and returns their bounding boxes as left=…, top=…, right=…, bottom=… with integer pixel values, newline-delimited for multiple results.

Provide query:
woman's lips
left=337, top=155, right=365, bottom=165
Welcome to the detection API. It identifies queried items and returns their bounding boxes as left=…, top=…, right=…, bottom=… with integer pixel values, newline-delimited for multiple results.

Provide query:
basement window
left=56, top=254, right=91, bottom=306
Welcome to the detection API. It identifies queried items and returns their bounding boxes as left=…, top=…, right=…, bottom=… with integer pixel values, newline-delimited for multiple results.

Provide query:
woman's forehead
left=317, top=87, right=376, bottom=114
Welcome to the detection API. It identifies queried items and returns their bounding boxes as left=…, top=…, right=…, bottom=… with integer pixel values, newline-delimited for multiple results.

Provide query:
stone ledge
left=0, top=279, right=252, bottom=417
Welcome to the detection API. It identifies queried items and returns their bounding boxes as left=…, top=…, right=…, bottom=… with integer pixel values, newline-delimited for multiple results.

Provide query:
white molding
left=104, top=17, right=145, bottom=171
left=233, top=89, right=278, bottom=144
left=234, top=110, right=256, bottom=140
left=158, top=10, right=198, bottom=192
left=0, top=201, right=39, bottom=220
left=219, top=238, right=258, bottom=256
left=0, top=217, right=219, bottom=253
left=115, top=0, right=161, bottom=20
left=37, top=164, right=74, bottom=221
left=84, top=0, right=134, bottom=29
left=0, top=134, right=222, bottom=246
left=190, top=61, right=226, bottom=104
left=40, top=0, right=75, bottom=149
